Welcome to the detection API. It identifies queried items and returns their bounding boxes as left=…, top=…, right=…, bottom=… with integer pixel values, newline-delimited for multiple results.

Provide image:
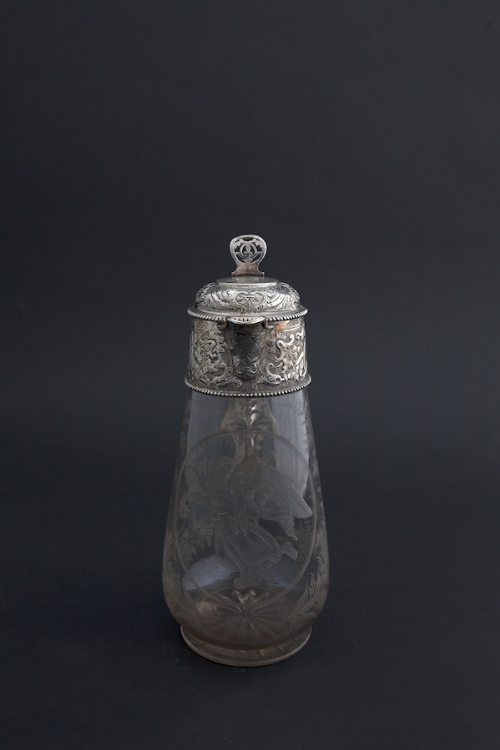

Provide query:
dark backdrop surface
left=2, top=2, right=500, bottom=748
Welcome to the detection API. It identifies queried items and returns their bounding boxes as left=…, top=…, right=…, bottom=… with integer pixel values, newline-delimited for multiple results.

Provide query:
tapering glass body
left=163, top=388, right=329, bottom=666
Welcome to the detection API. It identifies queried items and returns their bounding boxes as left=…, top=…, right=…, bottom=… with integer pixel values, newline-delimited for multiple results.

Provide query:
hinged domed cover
left=188, top=235, right=306, bottom=324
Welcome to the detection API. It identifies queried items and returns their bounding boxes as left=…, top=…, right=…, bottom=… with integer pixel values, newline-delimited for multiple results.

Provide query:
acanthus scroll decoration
left=186, top=317, right=310, bottom=396
left=193, top=281, right=301, bottom=316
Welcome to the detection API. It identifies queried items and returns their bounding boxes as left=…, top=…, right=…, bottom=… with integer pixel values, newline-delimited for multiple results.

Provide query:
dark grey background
left=2, top=1, right=500, bottom=748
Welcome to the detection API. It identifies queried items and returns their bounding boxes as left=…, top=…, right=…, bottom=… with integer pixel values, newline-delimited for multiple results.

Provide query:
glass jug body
left=163, top=388, right=329, bottom=666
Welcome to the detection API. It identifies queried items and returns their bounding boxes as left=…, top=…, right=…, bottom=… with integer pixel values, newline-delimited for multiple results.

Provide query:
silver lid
left=186, top=235, right=310, bottom=397
left=188, top=235, right=307, bottom=324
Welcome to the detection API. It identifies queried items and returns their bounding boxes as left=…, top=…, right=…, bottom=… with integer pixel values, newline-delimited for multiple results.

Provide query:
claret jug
left=162, top=235, right=329, bottom=666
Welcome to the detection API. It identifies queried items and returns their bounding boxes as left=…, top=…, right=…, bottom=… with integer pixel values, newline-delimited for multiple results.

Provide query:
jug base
left=180, top=626, right=312, bottom=667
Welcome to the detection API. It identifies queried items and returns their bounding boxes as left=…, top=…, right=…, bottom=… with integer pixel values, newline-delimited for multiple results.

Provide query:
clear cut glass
left=162, top=388, right=329, bottom=666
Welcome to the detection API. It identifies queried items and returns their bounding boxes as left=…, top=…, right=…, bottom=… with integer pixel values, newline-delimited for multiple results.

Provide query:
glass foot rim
left=180, top=626, right=312, bottom=667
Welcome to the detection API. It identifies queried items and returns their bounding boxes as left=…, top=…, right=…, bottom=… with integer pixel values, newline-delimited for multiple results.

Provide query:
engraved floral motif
left=163, top=425, right=328, bottom=646
left=288, top=544, right=329, bottom=621
left=163, top=390, right=330, bottom=654
left=180, top=454, right=312, bottom=590
left=164, top=535, right=328, bottom=645
left=176, top=587, right=315, bottom=644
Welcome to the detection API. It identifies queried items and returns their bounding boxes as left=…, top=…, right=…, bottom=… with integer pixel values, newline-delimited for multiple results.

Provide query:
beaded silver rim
left=187, top=306, right=308, bottom=323
left=185, top=375, right=311, bottom=397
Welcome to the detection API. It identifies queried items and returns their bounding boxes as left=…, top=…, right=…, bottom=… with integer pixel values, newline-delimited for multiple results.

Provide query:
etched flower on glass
left=163, top=391, right=329, bottom=666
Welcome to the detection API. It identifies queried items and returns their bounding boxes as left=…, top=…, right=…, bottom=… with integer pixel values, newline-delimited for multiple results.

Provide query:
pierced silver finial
left=230, top=234, right=267, bottom=277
